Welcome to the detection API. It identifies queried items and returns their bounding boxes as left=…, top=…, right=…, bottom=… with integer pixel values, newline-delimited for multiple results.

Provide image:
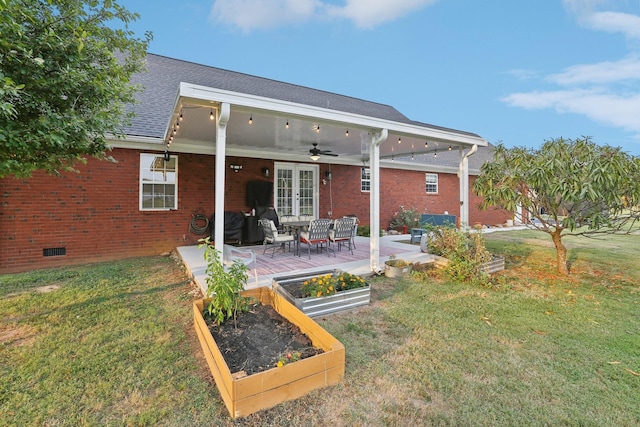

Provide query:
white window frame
left=425, top=173, right=438, bottom=194
left=361, top=167, right=371, bottom=193
left=139, top=153, right=178, bottom=211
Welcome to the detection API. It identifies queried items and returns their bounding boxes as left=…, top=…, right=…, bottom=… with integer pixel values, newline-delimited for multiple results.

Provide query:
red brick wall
left=1, top=151, right=508, bottom=273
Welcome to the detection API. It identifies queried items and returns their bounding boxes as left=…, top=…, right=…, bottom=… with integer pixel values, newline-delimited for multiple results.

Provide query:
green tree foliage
left=473, top=137, right=640, bottom=275
left=0, top=0, right=151, bottom=177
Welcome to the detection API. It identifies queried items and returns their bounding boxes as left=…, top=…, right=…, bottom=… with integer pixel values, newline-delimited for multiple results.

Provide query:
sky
left=121, top=0, right=640, bottom=156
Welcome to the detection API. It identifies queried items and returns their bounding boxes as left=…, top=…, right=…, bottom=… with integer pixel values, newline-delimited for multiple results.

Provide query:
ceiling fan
left=309, top=143, right=338, bottom=161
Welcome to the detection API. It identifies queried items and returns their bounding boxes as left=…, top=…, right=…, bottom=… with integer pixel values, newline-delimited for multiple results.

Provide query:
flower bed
left=272, top=270, right=371, bottom=317
left=193, top=287, right=345, bottom=418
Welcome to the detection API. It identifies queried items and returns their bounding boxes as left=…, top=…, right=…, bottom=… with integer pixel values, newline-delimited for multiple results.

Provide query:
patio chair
left=223, top=244, right=258, bottom=286
left=344, top=215, right=358, bottom=249
left=258, top=218, right=294, bottom=258
left=299, top=218, right=333, bottom=259
left=329, top=217, right=356, bottom=255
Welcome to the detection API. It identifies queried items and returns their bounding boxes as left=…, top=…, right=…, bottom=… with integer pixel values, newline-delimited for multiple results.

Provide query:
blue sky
left=122, top=0, right=640, bottom=156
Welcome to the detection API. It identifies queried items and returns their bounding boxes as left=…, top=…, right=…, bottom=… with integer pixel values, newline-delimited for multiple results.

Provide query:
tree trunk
left=551, top=231, right=569, bottom=275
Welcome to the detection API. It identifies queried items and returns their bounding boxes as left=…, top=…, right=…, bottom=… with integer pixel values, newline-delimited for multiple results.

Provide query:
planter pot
left=384, top=261, right=413, bottom=278
left=193, top=287, right=345, bottom=419
left=433, top=255, right=505, bottom=274
left=272, top=270, right=371, bottom=318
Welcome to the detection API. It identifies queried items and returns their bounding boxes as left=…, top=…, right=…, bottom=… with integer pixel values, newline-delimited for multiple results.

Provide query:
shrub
left=389, top=206, right=421, bottom=229
left=426, top=226, right=493, bottom=286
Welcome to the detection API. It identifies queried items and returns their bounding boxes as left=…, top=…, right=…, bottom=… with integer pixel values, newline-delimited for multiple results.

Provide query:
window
left=425, top=173, right=438, bottom=194
left=361, top=167, right=371, bottom=192
left=140, top=153, right=177, bottom=210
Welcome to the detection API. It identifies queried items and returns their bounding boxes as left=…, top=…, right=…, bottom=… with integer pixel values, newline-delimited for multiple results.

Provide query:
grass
left=1, top=230, right=639, bottom=426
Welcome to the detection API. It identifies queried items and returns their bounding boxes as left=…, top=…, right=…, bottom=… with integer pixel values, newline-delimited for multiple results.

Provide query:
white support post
left=369, top=128, right=388, bottom=273
left=458, top=144, right=477, bottom=229
left=214, top=103, right=230, bottom=260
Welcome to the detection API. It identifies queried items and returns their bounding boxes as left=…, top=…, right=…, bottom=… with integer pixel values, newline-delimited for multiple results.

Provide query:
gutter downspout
left=459, top=144, right=477, bottom=229
left=214, top=103, right=230, bottom=259
left=369, top=128, right=388, bottom=273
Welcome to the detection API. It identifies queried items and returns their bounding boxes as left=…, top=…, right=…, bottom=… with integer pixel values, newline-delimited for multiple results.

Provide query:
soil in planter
left=280, top=281, right=307, bottom=299
left=206, top=304, right=323, bottom=376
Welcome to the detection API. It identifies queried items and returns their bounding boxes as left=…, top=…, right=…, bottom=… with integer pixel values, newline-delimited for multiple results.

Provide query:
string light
left=345, top=129, right=349, bottom=137
left=398, top=137, right=402, bottom=144
left=315, top=125, right=320, bottom=133
left=434, top=150, right=437, bottom=158
left=411, top=152, right=414, bottom=160
left=178, top=111, right=183, bottom=122
left=285, top=120, right=289, bottom=129
left=448, top=145, right=452, bottom=151
left=175, top=121, right=180, bottom=129
left=209, top=109, right=214, bottom=120
left=424, top=141, right=428, bottom=148
left=248, top=114, right=253, bottom=124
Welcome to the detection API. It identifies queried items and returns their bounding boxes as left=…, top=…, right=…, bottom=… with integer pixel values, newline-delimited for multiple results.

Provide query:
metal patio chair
left=298, top=218, right=333, bottom=259
left=258, top=218, right=294, bottom=257
left=329, top=216, right=356, bottom=255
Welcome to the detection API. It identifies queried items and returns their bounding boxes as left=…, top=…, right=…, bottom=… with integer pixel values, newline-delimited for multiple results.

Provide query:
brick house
left=0, top=54, right=509, bottom=274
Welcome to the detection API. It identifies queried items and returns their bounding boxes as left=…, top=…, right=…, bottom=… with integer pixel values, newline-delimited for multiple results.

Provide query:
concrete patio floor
left=177, top=234, right=435, bottom=294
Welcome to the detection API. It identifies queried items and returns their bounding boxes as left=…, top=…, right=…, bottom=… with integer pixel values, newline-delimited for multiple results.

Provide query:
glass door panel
left=274, top=162, right=318, bottom=217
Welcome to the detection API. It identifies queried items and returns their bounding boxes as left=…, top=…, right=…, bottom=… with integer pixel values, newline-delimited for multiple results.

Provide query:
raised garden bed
left=433, top=255, right=505, bottom=273
left=272, top=270, right=371, bottom=318
left=193, top=287, right=345, bottom=418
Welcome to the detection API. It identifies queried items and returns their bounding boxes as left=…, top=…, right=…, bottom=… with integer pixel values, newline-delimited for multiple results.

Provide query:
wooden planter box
left=384, top=261, right=413, bottom=278
left=193, top=287, right=345, bottom=419
left=272, top=270, right=371, bottom=318
left=433, top=255, right=505, bottom=273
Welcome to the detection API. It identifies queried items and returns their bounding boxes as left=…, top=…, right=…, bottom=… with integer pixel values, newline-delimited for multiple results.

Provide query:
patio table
left=281, top=220, right=312, bottom=256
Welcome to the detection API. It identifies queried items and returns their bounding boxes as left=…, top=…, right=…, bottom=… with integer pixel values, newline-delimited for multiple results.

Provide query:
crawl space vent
left=43, top=247, right=66, bottom=257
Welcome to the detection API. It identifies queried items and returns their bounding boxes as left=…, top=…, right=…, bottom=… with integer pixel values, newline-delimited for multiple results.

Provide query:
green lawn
left=1, top=231, right=638, bottom=426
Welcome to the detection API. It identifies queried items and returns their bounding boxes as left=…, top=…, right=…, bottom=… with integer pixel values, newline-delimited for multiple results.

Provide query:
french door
left=274, top=162, right=318, bottom=217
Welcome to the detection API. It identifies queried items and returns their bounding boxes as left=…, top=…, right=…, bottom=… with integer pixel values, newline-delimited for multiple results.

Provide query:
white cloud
left=210, top=0, right=439, bottom=32
left=548, top=55, right=640, bottom=85
left=210, top=0, right=321, bottom=32
left=583, top=11, right=640, bottom=39
left=502, top=89, right=640, bottom=137
left=327, top=0, right=439, bottom=29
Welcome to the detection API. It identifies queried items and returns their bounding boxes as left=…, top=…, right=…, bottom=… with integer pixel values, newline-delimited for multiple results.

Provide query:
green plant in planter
left=385, top=254, right=412, bottom=268
left=301, top=272, right=367, bottom=298
left=199, top=238, right=254, bottom=326
left=389, top=205, right=421, bottom=229
left=426, top=226, right=493, bottom=286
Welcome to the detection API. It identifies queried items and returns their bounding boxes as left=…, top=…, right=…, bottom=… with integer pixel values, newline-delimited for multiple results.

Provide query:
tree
left=0, top=0, right=151, bottom=178
left=473, top=137, right=640, bottom=275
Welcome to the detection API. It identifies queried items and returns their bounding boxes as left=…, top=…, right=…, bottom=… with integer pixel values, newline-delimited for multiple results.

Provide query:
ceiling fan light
left=310, top=154, right=320, bottom=161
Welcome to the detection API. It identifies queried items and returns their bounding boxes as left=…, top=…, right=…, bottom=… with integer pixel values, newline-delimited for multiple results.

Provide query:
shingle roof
left=125, top=53, right=482, bottom=141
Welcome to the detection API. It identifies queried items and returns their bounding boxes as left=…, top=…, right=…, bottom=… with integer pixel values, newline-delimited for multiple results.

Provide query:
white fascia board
left=179, top=82, right=487, bottom=148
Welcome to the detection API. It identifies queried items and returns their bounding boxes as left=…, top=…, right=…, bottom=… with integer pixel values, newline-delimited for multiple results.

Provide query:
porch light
left=230, top=164, right=243, bottom=172
left=310, top=154, right=320, bottom=161
left=209, top=109, right=214, bottom=120
left=262, top=167, right=270, bottom=178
